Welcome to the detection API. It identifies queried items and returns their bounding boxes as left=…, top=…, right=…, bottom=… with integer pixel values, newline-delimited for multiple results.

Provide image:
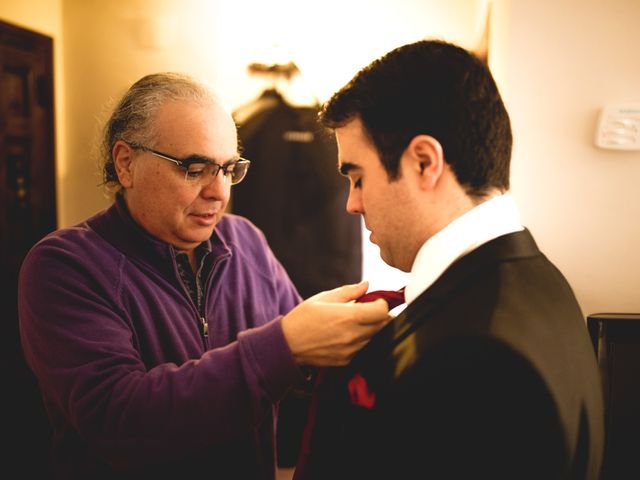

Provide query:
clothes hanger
left=246, top=60, right=318, bottom=107
left=247, top=61, right=300, bottom=79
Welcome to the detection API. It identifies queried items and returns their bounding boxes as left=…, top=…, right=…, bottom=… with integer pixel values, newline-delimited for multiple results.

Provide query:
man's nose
left=345, top=188, right=363, bottom=215
left=200, top=169, right=230, bottom=197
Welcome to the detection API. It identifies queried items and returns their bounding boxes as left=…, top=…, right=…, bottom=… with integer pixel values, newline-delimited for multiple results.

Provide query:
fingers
left=311, top=280, right=369, bottom=303
left=281, top=284, right=395, bottom=367
left=353, top=298, right=393, bottom=325
left=322, top=297, right=392, bottom=326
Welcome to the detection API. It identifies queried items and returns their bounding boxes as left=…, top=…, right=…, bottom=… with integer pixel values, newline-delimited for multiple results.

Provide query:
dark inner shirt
left=174, top=241, right=212, bottom=318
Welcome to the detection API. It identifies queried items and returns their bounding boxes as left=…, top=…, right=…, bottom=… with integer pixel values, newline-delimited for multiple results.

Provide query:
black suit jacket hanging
left=232, top=90, right=362, bottom=299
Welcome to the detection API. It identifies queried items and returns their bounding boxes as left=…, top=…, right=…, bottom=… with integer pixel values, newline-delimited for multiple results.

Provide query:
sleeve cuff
left=237, top=316, right=307, bottom=401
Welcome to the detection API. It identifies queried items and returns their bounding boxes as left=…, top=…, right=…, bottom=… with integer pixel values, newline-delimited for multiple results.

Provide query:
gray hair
left=100, top=72, right=219, bottom=193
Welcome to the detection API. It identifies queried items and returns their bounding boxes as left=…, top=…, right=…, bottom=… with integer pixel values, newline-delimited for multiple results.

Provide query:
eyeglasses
left=128, top=143, right=250, bottom=185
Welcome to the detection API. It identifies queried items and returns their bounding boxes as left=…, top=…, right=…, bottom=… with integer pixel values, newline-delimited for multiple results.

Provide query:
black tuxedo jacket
left=295, top=229, right=604, bottom=480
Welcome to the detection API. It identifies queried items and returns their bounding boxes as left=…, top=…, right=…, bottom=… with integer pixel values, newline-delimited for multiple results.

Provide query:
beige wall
left=0, top=0, right=61, bottom=35
left=59, top=0, right=491, bottom=294
left=0, top=0, right=66, bottom=224
left=504, top=0, right=640, bottom=317
left=60, top=0, right=490, bottom=226
left=2, top=0, right=638, bottom=317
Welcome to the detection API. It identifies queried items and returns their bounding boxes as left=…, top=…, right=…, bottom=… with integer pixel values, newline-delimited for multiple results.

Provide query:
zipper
left=172, top=254, right=209, bottom=349
left=171, top=245, right=230, bottom=348
left=176, top=275, right=207, bottom=347
left=200, top=316, right=209, bottom=338
left=200, top=253, right=230, bottom=343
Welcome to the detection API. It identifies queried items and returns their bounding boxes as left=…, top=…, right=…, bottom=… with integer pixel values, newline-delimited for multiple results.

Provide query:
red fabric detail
left=293, top=288, right=405, bottom=479
left=357, top=288, right=405, bottom=310
left=347, top=372, right=376, bottom=408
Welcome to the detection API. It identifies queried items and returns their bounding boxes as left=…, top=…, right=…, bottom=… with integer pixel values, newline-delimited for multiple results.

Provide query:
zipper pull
left=200, top=317, right=208, bottom=338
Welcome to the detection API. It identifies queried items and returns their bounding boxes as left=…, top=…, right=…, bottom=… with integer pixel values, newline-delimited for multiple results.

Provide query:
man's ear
left=112, top=140, right=136, bottom=188
left=404, top=135, right=444, bottom=190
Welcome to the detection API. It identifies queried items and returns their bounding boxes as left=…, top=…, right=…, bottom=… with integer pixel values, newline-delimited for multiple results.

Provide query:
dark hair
left=319, top=40, right=512, bottom=197
left=100, top=72, right=218, bottom=194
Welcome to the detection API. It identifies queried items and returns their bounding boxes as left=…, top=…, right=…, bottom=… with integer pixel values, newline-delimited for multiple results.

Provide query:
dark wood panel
left=0, top=18, right=56, bottom=477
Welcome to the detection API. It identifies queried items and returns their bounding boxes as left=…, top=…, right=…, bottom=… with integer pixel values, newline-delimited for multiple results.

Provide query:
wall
left=60, top=0, right=490, bottom=227
left=0, top=0, right=66, bottom=224
left=0, top=0, right=62, bottom=38
left=60, top=0, right=491, bottom=293
left=4, top=0, right=638, bottom=316
left=504, top=0, right=640, bottom=316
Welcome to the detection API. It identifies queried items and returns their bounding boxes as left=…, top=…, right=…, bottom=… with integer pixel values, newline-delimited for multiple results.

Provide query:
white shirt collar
left=404, top=193, right=524, bottom=305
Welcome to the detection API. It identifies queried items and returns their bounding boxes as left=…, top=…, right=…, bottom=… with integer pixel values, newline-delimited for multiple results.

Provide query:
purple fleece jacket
left=18, top=195, right=303, bottom=478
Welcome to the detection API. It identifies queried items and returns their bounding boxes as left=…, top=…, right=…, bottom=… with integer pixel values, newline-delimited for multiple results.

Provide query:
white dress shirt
left=390, top=193, right=523, bottom=315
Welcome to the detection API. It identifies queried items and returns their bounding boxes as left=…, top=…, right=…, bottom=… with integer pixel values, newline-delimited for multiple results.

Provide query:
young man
left=294, top=40, right=604, bottom=480
left=18, top=73, right=390, bottom=479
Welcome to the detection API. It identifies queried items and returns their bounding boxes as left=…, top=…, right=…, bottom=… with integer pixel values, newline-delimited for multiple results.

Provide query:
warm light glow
left=208, top=0, right=497, bottom=286
left=22, top=0, right=500, bottom=287
left=210, top=0, right=493, bottom=105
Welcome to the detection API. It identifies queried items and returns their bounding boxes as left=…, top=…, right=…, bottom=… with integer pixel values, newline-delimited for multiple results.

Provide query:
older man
left=18, top=72, right=390, bottom=479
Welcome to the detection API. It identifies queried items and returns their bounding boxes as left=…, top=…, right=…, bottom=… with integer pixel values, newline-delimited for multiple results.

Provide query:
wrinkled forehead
left=150, top=99, right=236, bottom=144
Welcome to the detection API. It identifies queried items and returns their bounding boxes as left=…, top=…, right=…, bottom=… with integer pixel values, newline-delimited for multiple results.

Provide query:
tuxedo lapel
left=319, top=230, right=544, bottom=409
left=382, top=229, right=542, bottom=381
left=392, top=229, right=541, bottom=343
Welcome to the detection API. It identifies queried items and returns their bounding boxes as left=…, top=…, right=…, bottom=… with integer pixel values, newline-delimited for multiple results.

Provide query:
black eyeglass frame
left=127, top=142, right=250, bottom=185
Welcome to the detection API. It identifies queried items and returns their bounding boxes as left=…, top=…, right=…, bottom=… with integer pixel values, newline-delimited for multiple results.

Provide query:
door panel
left=1, top=19, right=56, bottom=475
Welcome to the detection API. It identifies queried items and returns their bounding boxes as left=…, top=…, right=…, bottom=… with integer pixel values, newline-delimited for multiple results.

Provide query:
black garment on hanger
left=232, top=91, right=362, bottom=300
left=233, top=91, right=363, bottom=469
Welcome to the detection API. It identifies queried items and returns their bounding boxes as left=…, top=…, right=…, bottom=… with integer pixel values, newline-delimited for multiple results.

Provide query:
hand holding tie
left=281, top=281, right=395, bottom=367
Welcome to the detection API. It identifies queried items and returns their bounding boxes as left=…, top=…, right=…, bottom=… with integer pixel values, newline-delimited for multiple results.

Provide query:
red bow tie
left=356, top=288, right=405, bottom=309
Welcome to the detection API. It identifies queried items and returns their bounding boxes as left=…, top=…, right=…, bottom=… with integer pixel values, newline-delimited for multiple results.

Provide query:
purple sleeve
left=18, top=223, right=304, bottom=468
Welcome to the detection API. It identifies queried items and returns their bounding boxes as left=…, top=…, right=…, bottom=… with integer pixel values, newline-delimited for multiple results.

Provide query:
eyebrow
left=339, top=162, right=360, bottom=176
left=183, top=154, right=213, bottom=163
left=183, top=153, right=240, bottom=165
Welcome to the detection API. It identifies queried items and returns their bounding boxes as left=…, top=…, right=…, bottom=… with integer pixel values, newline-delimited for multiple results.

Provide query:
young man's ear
left=404, top=135, right=444, bottom=190
left=112, top=140, right=136, bottom=188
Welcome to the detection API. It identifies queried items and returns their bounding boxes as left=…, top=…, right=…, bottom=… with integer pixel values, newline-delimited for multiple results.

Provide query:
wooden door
left=1, top=19, right=56, bottom=474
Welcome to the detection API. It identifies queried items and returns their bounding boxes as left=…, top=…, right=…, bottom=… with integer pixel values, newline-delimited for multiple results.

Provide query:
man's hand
left=281, top=281, right=392, bottom=367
